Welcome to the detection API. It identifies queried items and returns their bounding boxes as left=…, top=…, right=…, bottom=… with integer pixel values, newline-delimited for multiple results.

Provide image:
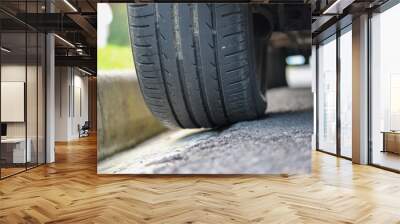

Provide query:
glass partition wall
left=370, top=3, right=400, bottom=171
left=339, top=27, right=352, bottom=159
left=0, top=30, right=28, bottom=177
left=317, top=35, right=337, bottom=155
left=0, top=1, right=46, bottom=179
left=316, top=24, right=353, bottom=159
left=315, top=0, right=400, bottom=172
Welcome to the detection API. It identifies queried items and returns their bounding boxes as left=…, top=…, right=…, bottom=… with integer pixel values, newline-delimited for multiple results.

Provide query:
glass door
left=339, top=27, right=352, bottom=158
left=317, top=35, right=337, bottom=154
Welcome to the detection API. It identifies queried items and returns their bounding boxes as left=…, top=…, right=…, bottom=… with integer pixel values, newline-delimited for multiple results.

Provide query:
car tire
left=127, top=3, right=266, bottom=128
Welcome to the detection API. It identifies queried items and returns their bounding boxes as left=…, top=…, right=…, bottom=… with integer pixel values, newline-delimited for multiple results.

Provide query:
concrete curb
left=97, top=70, right=166, bottom=160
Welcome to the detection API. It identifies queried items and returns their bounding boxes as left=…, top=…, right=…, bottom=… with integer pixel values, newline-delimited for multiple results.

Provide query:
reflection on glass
left=390, top=75, right=400, bottom=130
left=0, top=1, right=47, bottom=179
left=1, top=31, right=27, bottom=177
left=27, top=31, right=38, bottom=169
left=340, top=29, right=352, bottom=158
left=38, top=33, right=46, bottom=165
left=371, top=4, right=400, bottom=171
left=318, top=37, right=337, bottom=154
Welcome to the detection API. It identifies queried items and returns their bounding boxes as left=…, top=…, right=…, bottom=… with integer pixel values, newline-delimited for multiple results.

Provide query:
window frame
left=315, top=15, right=353, bottom=160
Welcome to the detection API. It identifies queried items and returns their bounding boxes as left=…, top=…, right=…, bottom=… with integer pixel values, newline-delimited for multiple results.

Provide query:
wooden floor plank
left=0, top=135, right=400, bottom=223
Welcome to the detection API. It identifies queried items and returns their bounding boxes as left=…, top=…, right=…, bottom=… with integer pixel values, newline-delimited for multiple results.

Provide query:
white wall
left=1, top=82, right=25, bottom=122
left=1, top=64, right=25, bottom=81
left=55, top=66, right=69, bottom=141
left=2, top=63, right=46, bottom=164
left=1, top=65, right=26, bottom=136
left=73, top=73, right=89, bottom=136
left=55, top=67, right=89, bottom=141
left=1, top=65, right=36, bottom=138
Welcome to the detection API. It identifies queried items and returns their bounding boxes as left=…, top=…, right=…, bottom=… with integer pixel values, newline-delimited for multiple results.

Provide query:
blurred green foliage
left=98, top=3, right=134, bottom=71
left=108, top=4, right=130, bottom=47
left=98, top=45, right=134, bottom=71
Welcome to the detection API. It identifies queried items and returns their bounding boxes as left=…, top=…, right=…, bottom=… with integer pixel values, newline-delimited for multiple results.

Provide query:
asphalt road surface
left=98, top=87, right=313, bottom=174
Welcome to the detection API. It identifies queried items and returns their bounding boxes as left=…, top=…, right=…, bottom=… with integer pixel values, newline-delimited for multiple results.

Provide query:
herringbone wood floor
left=1, top=135, right=400, bottom=223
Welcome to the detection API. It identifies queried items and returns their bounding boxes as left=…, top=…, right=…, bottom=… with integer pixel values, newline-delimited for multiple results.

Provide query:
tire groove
left=223, top=30, right=244, bottom=38
left=173, top=4, right=200, bottom=128
left=211, top=5, right=230, bottom=123
left=225, top=64, right=248, bottom=73
left=224, top=49, right=247, bottom=57
left=155, top=4, right=183, bottom=127
left=221, top=10, right=241, bottom=17
left=132, top=12, right=154, bottom=18
left=246, top=7, right=265, bottom=116
left=192, top=4, right=215, bottom=126
left=130, top=24, right=150, bottom=28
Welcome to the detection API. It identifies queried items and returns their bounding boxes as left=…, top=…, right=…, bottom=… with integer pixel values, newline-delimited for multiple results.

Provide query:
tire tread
left=128, top=3, right=266, bottom=128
